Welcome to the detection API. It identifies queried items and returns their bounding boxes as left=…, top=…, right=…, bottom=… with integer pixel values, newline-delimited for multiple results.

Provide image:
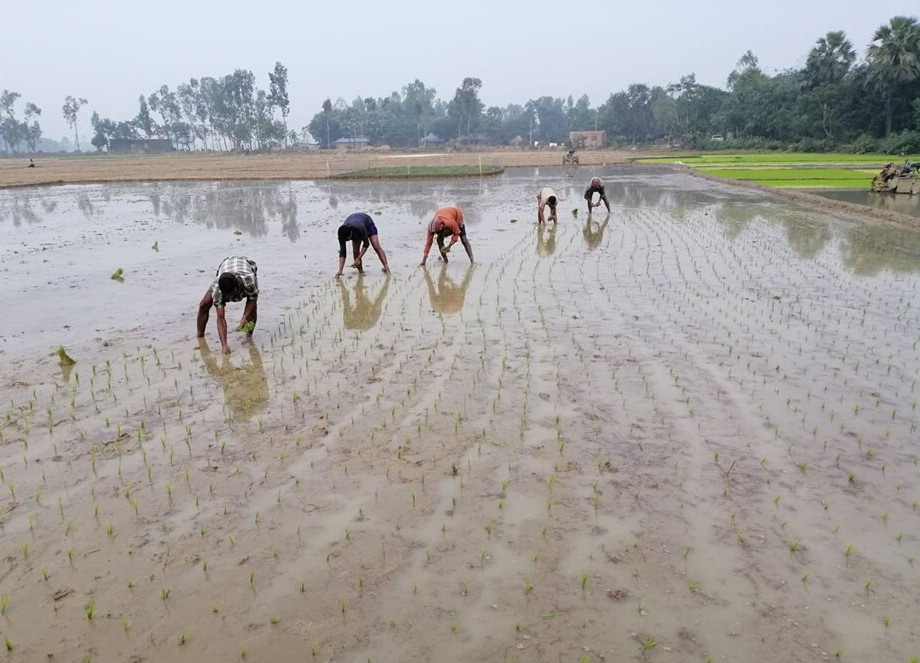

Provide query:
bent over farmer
left=584, top=177, right=611, bottom=214
left=537, top=187, right=558, bottom=224
left=335, top=212, right=390, bottom=277
left=420, top=207, right=474, bottom=266
left=197, top=256, right=259, bottom=354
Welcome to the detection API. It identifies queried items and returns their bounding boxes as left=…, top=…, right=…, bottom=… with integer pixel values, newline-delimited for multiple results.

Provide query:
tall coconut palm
left=805, top=31, right=856, bottom=86
left=867, top=16, right=920, bottom=136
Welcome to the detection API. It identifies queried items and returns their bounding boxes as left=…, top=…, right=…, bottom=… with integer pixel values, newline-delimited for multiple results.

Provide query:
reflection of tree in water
left=77, top=192, right=97, bottom=219
left=198, top=339, right=268, bottom=420
left=280, top=189, right=299, bottom=242
left=775, top=212, right=830, bottom=260
left=338, top=275, right=390, bottom=331
left=713, top=202, right=761, bottom=240
left=536, top=224, right=557, bottom=256
left=583, top=214, right=610, bottom=250
left=841, top=224, right=920, bottom=276
left=408, top=198, right=433, bottom=220
left=146, top=182, right=299, bottom=238
left=0, top=193, right=50, bottom=226
left=424, top=264, right=474, bottom=315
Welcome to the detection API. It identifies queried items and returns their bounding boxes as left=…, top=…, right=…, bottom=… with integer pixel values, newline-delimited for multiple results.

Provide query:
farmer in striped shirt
left=196, top=256, right=259, bottom=354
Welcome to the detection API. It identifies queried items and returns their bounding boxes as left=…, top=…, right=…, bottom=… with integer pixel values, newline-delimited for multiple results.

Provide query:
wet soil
left=1, top=168, right=920, bottom=662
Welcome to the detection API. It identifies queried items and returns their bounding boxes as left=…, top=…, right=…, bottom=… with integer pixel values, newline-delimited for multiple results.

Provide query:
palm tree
left=805, top=31, right=856, bottom=86
left=867, top=16, right=920, bottom=136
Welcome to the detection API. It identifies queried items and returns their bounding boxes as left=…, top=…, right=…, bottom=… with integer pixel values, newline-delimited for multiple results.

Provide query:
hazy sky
left=3, top=0, right=918, bottom=145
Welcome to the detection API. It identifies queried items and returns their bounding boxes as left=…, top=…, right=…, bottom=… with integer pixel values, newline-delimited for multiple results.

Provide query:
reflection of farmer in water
left=335, top=212, right=390, bottom=277
left=584, top=177, right=611, bottom=214
left=420, top=207, right=474, bottom=266
left=198, top=337, right=268, bottom=420
left=536, top=224, right=557, bottom=257
left=424, top=264, right=474, bottom=315
left=337, top=274, right=391, bottom=330
left=197, top=256, right=259, bottom=355
left=582, top=213, right=610, bottom=250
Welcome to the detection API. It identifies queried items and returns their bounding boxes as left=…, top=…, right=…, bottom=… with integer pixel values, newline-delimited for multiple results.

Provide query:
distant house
left=509, top=135, right=525, bottom=147
left=420, top=133, right=444, bottom=148
left=457, top=133, right=488, bottom=146
left=333, top=136, right=371, bottom=149
left=569, top=130, right=607, bottom=149
left=108, top=139, right=174, bottom=154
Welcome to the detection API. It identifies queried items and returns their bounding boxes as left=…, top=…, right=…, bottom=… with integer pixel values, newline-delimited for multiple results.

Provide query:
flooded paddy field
left=813, top=189, right=920, bottom=219
left=2, top=168, right=920, bottom=662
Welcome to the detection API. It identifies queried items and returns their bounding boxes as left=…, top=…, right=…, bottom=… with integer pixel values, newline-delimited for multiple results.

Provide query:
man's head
left=218, top=273, right=241, bottom=299
left=428, top=218, right=445, bottom=235
left=591, top=177, right=603, bottom=188
left=547, top=195, right=557, bottom=208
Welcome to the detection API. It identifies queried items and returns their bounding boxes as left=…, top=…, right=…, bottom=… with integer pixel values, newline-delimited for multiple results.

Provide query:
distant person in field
left=420, top=207, right=474, bottom=266
left=197, top=256, right=259, bottom=354
left=536, top=187, right=558, bottom=224
left=335, top=212, right=390, bottom=277
left=584, top=177, right=611, bottom=214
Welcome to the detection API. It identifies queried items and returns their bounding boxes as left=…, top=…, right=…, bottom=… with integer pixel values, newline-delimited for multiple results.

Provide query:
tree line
left=1, top=15, right=918, bottom=155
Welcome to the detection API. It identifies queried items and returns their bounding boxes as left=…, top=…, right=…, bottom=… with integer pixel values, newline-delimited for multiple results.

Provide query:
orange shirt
left=423, top=207, right=464, bottom=256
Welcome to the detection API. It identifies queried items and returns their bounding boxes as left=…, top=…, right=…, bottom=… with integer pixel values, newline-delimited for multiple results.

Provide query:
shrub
left=881, top=130, right=920, bottom=155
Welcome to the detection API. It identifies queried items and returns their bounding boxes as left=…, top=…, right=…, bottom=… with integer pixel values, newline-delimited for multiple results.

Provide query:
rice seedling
left=640, top=636, right=657, bottom=654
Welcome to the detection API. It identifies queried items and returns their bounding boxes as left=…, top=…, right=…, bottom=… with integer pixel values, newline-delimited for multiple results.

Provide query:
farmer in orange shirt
left=420, top=207, right=474, bottom=266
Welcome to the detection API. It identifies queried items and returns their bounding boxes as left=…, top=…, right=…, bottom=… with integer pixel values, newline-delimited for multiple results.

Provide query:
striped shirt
left=210, top=256, right=258, bottom=308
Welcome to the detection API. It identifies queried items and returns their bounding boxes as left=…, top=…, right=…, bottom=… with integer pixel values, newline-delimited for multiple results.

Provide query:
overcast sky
left=3, top=0, right=918, bottom=145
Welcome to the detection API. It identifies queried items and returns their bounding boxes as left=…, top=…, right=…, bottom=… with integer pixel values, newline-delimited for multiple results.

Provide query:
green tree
left=567, top=94, right=597, bottom=132
left=1, top=90, right=23, bottom=152
left=23, top=103, right=42, bottom=153
left=867, top=16, right=920, bottom=136
left=268, top=62, right=290, bottom=146
left=322, top=98, right=333, bottom=148
left=527, top=96, right=568, bottom=143
left=449, top=77, right=484, bottom=139
left=805, top=31, right=856, bottom=87
left=62, top=95, right=88, bottom=151
left=135, top=95, right=155, bottom=140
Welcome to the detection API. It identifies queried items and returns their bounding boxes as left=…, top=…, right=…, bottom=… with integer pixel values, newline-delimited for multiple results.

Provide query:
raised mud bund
left=1, top=170, right=920, bottom=662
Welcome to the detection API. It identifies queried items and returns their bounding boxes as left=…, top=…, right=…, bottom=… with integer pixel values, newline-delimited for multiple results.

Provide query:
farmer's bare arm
left=197, top=290, right=213, bottom=337
left=216, top=306, right=231, bottom=353
left=240, top=298, right=257, bottom=331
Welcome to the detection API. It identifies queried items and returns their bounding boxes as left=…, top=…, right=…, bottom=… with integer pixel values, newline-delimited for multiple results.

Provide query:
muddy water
left=814, top=188, right=920, bottom=218
left=2, top=169, right=920, bottom=663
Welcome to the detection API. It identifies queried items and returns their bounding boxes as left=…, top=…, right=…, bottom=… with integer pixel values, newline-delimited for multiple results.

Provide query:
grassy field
left=333, top=165, right=504, bottom=179
left=637, top=152, right=919, bottom=189
left=696, top=167, right=878, bottom=188
left=639, top=153, right=920, bottom=167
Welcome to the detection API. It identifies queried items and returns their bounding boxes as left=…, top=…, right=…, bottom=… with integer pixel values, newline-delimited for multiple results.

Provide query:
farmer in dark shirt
left=584, top=177, right=611, bottom=214
left=335, top=212, right=390, bottom=277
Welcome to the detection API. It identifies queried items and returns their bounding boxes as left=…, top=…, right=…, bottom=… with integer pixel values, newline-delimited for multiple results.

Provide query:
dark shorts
left=367, top=221, right=378, bottom=237
left=584, top=186, right=605, bottom=200
left=440, top=224, right=466, bottom=238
